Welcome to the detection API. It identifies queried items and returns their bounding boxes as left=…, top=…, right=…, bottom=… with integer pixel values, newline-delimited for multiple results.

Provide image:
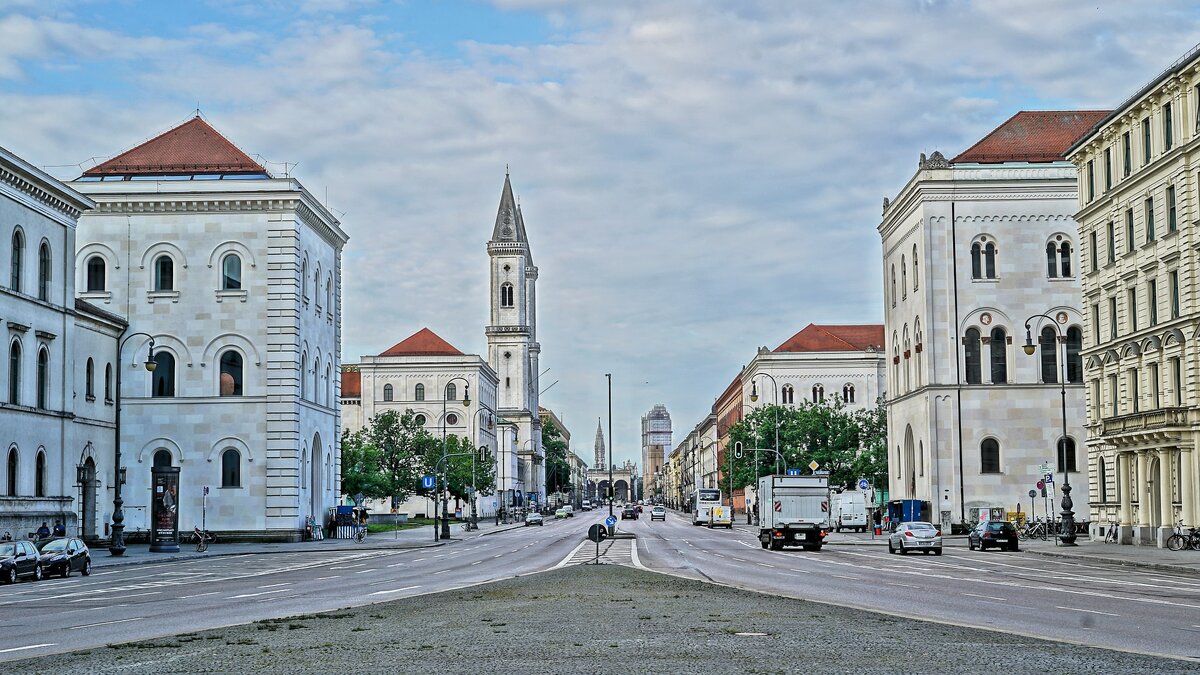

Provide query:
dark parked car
left=621, top=505, right=639, bottom=520
left=0, top=541, right=43, bottom=583
left=969, top=521, right=1020, bottom=552
left=36, top=538, right=92, bottom=578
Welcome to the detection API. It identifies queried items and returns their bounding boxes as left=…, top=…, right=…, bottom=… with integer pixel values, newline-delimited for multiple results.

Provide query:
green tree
left=541, top=418, right=572, bottom=495
left=368, top=409, right=438, bottom=500
left=339, top=428, right=391, bottom=500
left=849, top=398, right=888, bottom=491
left=432, top=434, right=497, bottom=501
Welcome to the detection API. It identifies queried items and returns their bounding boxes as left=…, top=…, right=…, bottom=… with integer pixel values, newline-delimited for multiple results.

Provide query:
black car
left=36, top=537, right=92, bottom=578
left=621, top=506, right=638, bottom=520
left=0, top=541, right=43, bottom=583
left=968, top=521, right=1019, bottom=551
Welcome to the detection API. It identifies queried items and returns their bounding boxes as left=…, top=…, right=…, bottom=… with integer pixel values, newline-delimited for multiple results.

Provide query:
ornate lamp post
left=111, top=332, right=157, bottom=556
left=437, top=377, right=470, bottom=541
left=1022, top=313, right=1077, bottom=546
left=749, top=376, right=783, bottom=474
left=471, top=407, right=495, bottom=530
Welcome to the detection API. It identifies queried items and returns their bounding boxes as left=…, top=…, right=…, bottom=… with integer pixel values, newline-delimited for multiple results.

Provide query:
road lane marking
left=757, top=563, right=775, bottom=569
left=386, top=563, right=406, bottom=568
left=890, top=582, right=919, bottom=588
left=370, top=585, right=421, bottom=596
left=963, top=593, right=1006, bottom=601
left=631, top=539, right=646, bottom=569
left=0, top=644, right=55, bottom=654
left=314, top=576, right=340, bottom=580
left=355, top=569, right=375, bottom=574
left=471, top=561, right=482, bottom=565
left=554, top=540, right=589, bottom=568
left=257, top=582, right=290, bottom=589
left=829, top=574, right=859, bottom=580
left=68, top=617, right=144, bottom=631
left=788, top=569, right=810, bottom=574
left=229, top=589, right=290, bottom=599
left=178, top=591, right=218, bottom=599
left=735, top=541, right=755, bottom=548
left=1055, top=606, right=1119, bottom=617
left=433, top=570, right=450, bottom=575
left=69, top=591, right=160, bottom=603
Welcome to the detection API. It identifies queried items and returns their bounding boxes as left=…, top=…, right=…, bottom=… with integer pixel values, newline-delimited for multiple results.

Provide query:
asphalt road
left=625, top=509, right=1200, bottom=661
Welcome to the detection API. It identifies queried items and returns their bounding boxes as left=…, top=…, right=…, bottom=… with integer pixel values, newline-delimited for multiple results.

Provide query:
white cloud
left=2, top=1, right=1199, bottom=466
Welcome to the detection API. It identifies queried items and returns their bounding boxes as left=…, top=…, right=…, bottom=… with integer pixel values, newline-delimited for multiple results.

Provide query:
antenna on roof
left=194, top=103, right=202, bottom=118
left=505, top=163, right=509, bottom=178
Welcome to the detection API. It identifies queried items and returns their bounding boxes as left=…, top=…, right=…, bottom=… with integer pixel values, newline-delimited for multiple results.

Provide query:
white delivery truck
left=831, top=490, right=868, bottom=532
left=757, top=475, right=830, bottom=551
left=692, top=488, right=731, bottom=527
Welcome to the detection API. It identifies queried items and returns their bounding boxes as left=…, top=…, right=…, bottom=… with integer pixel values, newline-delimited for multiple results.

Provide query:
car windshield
left=39, top=539, right=67, bottom=552
left=987, top=522, right=1011, bottom=531
left=0, top=544, right=14, bottom=557
left=906, top=522, right=936, bottom=531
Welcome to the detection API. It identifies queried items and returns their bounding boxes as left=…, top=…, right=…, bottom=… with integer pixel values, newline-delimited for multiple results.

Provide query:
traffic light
left=734, top=441, right=743, bottom=460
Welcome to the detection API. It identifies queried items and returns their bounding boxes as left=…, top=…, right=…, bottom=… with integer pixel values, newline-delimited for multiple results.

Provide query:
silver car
left=888, top=521, right=942, bottom=555
left=525, top=512, right=544, bottom=526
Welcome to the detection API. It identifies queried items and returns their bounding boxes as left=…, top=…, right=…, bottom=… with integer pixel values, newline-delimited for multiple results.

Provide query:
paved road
left=0, top=513, right=607, bottom=660
left=626, top=510, right=1200, bottom=661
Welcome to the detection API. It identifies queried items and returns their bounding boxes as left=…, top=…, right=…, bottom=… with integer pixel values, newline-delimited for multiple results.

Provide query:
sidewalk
left=1018, top=536, right=1200, bottom=575
left=90, top=517, right=528, bottom=569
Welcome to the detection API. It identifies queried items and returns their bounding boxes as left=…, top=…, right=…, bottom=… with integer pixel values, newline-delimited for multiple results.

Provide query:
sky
left=2, top=0, right=1199, bottom=468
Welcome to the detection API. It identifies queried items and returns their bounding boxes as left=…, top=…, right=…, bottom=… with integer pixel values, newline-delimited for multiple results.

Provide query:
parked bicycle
left=1103, top=520, right=1119, bottom=544
left=1020, top=518, right=1049, bottom=541
left=192, top=526, right=217, bottom=552
left=354, top=524, right=367, bottom=544
left=1166, top=520, right=1200, bottom=552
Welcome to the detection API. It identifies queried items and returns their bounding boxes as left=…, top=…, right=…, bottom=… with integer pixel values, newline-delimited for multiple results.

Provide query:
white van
left=832, top=490, right=868, bottom=532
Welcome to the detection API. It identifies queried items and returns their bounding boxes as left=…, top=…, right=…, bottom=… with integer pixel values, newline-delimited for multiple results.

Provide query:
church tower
left=594, top=419, right=606, bottom=470
left=487, top=174, right=543, bottom=506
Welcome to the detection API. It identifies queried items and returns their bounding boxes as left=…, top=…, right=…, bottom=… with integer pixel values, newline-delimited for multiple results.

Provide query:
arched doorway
left=903, top=425, right=916, bottom=496
left=81, top=458, right=96, bottom=539
left=310, top=433, right=323, bottom=519
left=614, top=479, right=629, bottom=502
left=1148, top=455, right=1162, bottom=528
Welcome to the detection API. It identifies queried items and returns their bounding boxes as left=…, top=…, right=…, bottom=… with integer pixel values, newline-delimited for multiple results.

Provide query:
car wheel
left=933, top=548, right=942, bottom=556
left=899, top=543, right=908, bottom=555
left=33, top=565, right=43, bottom=582
left=888, top=540, right=895, bottom=554
left=61, top=564, right=70, bottom=579
left=81, top=559, right=91, bottom=576
left=4, top=567, right=14, bottom=584
left=760, top=539, right=769, bottom=549
left=968, top=540, right=975, bottom=551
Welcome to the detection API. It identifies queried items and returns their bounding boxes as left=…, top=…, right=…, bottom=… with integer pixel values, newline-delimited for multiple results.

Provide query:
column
left=1159, top=449, right=1175, bottom=531
left=1118, top=452, right=1133, bottom=526
left=1136, top=449, right=1151, bottom=527
left=1181, top=447, right=1196, bottom=528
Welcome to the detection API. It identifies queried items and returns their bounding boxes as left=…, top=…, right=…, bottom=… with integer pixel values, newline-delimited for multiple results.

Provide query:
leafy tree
left=542, top=418, right=572, bottom=496
left=431, top=434, right=497, bottom=502
left=849, top=398, right=888, bottom=491
left=339, top=428, right=390, bottom=500
left=368, top=409, right=438, bottom=500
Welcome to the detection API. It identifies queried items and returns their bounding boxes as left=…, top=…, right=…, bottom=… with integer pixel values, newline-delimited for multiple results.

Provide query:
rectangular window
left=1168, top=185, right=1177, bottom=232
left=1109, top=297, right=1118, bottom=340
left=1146, top=197, right=1155, bottom=242
left=1171, top=270, right=1180, bottom=319
left=1128, top=288, right=1138, bottom=332
left=1090, top=231, right=1098, bottom=271
left=1164, top=103, right=1174, bottom=150
left=1149, top=279, right=1158, bottom=326
left=1151, top=362, right=1161, bottom=409
left=1143, top=117, right=1152, bottom=164
left=1087, top=160, right=1095, bottom=202
left=1092, top=303, right=1101, bottom=344
left=1196, top=85, right=1200, bottom=131
left=1123, top=131, right=1132, bottom=176
left=1109, top=374, right=1119, bottom=417
left=1172, top=356, right=1183, bottom=405
left=1107, top=222, right=1115, bottom=263
left=1125, top=208, right=1135, bottom=253
left=1130, top=368, right=1140, bottom=413
left=1104, top=147, right=1112, bottom=191
left=1090, top=380, right=1101, bottom=421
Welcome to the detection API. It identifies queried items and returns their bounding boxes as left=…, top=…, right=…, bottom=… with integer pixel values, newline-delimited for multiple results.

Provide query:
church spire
left=490, top=173, right=522, bottom=244
left=594, top=418, right=606, bottom=469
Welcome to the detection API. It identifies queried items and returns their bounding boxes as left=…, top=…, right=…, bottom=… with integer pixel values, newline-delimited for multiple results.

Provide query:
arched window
left=415, top=383, right=425, bottom=401
left=314, top=264, right=322, bottom=310
left=1066, top=327, right=1083, bottom=383
left=901, top=257, right=907, bottom=300
left=152, top=351, right=175, bottom=397
left=970, top=243, right=982, bottom=280
left=980, top=438, right=1000, bottom=474
left=1060, top=241, right=1072, bottom=277
left=301, top=257, right=309, bottom=300
left=812, top=384, right=824, bottom=402
left=37, top=242, right=50, bottom=301
left=890, top=266, right=896, bottom=306
left=1057, top=437, right=1077, bottom=473
left=86, top=255, right=106, bottom=292
left=6, top=448, right=17, bottom=496
left=446, top=383, right=456, bottom=402
left=219, top=350, right=243, bottom=396
left=964, top=328, right=981, bottom=385
left=221, top=448, right=241, bottom=488
left=8, top=340, right=20, bottom=404
left=154, top=255, right=174, bottom=291
left=843, top=383, right=855, bottom=403
left=1099, top=458, right=1108, bottom=502
left=782, top=384, right=794, bottom=404
left=86, top=358, right=95, bottom=399
left=1040, top=326, right=1058, bottom=384
left=10, top=229, right=23, bottom=292
left=300, top=352, right=307, bottom=400
left=1046, top=242, right=1058, bottom=278
left=500, top=283, right=514, bottom=308
left=221, top=253, right=241, bottom=290
left=984, top=242, right=997, bottom=279
left=383, top=384, right=393, bottom=402
left=300, top=448, right=308, bottom=490
left=313, top=357, right=321, bottom=406
left=34, top=451, right=45, bottom=497
left=36, top=348, right=48, bottom=409
left=326, top=363, right=332, bottom=404
left=326, top=275, right=333, bottom=314
left=414, top=414, right=426, bottom=426
left=153, top=449, right=172, bottom=468
left=912, top=245, right=919, bottom=291
left=989, top=327, right=1007, bottom=383
left=104, top=363, right=112, bottom=401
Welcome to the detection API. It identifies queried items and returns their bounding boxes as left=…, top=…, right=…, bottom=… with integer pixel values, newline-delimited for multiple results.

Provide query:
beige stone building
left=1067, top=45, right=1200, bottom=546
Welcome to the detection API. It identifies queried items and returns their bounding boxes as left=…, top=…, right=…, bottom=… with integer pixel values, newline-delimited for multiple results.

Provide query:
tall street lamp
left=606, top=373, right=614, bottom=521
left=111, top=332, right=157, bottom=556
left=437, top=377, right=470, bottom=541
left=1022, top=313, right=1077, bottom=546
left=521, top=438, right=537, bottom=511
left=470, top=407, right=495, bottom=530
left=749, top=375, right=783, bottom=474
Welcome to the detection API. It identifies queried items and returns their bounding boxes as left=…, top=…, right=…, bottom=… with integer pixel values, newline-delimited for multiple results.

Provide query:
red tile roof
left=379, top=328, right=463, bottom=357
left=775, top=324, right=884, bottom=353
left=951, top=111, right=1110, bottom=164
left=83, top=116, right=267, bottom=177
left=341, top=368, right=361, bottom=398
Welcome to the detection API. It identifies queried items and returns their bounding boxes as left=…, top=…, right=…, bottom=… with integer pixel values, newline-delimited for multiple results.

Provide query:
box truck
left=757, top=475, right=830, bottom=551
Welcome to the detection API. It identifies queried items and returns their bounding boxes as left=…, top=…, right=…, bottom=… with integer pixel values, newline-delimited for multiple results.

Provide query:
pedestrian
left=35, top=522, right=50, bottom=540
left=52, top=520, right=65, bottom=537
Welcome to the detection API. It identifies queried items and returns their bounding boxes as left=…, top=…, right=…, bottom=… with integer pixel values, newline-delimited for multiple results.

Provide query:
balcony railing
left=1099, top=406, right=1191, bottom=435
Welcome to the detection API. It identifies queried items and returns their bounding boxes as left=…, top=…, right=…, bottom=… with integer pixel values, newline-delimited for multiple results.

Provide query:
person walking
left=52, top=521, right=65, bottom=537
left=35, top=522, right=50, bottom=540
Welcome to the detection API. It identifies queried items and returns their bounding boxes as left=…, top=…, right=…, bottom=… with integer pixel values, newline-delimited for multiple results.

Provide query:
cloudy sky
left=2, top=1, right=1198, bottom=466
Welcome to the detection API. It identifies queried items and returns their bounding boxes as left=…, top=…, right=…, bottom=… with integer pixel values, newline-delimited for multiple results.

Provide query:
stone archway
left=310, top=432, right=323, bottom=520
left=81, top=458, right=96, bottom=539
left=614, top=479, right=629, bottom=502
left=1148, top=455, right=1162, bottom=529
left=903, top=425, right=916, bottom=496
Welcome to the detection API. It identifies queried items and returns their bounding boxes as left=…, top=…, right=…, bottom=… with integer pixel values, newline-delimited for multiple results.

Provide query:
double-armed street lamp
left=470, top=407, right=496, bottom=530
left=111, top=332, right=158, bottom=556
left=437, top=377, right=471, bottom=541
left=1022, top=313, right=1077, bottom=546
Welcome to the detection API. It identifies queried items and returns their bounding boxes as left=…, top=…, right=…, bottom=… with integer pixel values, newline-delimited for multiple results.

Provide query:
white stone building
left=340, top=328, right=499, bottom=518
left=1, top=144, right=125, bottom=540
left=1066, top=45, right=1200, bottom=546
left=69, top=116, right=349, bottom=541
left=879, top=112, right=1104, bottom=529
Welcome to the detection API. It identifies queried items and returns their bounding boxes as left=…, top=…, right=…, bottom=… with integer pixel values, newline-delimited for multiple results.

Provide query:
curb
left=1021, top=547, right=1200, bottom=575
left=477, top=523, right=530, bottom=537
left=91, top=540, right=447, bottom=570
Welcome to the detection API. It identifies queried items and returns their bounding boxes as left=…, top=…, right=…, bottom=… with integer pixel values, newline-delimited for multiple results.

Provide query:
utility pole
left=607, top=373, right=614, bottom=521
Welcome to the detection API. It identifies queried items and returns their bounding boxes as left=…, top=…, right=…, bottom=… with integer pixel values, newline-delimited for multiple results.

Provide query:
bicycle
left=1019, top=518, right=1049, bottom=541
left=1166, top=520, right=1200, bottom=552
left=354, top=524, right=367, bottom=544
left=193, top=526, right=216, bottom=552
left=1103, top=520, right=1119, bottom=544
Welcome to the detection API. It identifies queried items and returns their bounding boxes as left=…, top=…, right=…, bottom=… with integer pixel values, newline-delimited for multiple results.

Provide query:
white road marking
left=386, top=563, right=406, bottom=568
left=178, top=591, right=218, bottom=599
left=0, top=644, right=55, bottom=654
left=890, top=582, right=919, bottom=588
left=370, top=585, right=422, bottom=596
left=554, top=540, right=590, bottom=568
left=757, top=563, right=775, bottom=569
left=829, top=574, right=859, bottom=580
left=433, top=569, right=449, bottom=575
left=314, top=576, right=340, bottom=580
left=355, top=569, right=375, bottom=574
left=471, top=561, right=482, bottom=565
left=788, top=569, right=810, bottom=574
left=963, top=593, right=1006, bottom=601
left=257, top=582, right=290, bottom=589
left=229, top=589, right=290, bottom=599
left=631, top=539, right=646, bottom=569
left=735, top=541, right=755, bottom=548
left=68, top=617, right=144, bottom=631
left=1055, top=606, right=1119, bottom=617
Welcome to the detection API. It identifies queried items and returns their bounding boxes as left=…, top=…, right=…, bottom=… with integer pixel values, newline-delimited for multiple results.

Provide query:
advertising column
left=150, top=466, right=181, bottom=553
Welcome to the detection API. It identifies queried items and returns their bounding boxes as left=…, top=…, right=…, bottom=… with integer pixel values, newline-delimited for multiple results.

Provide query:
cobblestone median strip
left=16, top=565, right=1193, bottom=674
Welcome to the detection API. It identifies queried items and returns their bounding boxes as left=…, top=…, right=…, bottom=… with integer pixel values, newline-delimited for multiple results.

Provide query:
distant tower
left=594, top=419, right=606, bottom=470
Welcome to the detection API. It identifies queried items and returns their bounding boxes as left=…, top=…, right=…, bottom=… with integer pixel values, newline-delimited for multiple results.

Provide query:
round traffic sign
left=1028, top=489, right=1037, bottom=498
left=604, top=515, right=617, bottom=528
left=857, top=478, right=870, bottom=490
left=1036, top=480, right=1045, bottom=490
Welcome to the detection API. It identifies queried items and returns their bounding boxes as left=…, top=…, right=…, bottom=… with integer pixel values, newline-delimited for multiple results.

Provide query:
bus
left=691, top=488, right=731, bottom=527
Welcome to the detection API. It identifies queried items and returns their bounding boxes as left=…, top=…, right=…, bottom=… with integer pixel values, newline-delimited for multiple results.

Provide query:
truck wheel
left=760, top=538, right=769, bottom=549
left=769, top=540, right=783, bottom=551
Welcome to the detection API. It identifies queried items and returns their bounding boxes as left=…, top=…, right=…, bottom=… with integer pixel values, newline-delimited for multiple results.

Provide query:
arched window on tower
left=86, top=255, right=105, bottom=292
left=964, top=328, right=981, bottom=385
left=221, top=253, right=242, bottom=290
left=446, top=383, right=456, bottom=402
left=1060, top=241, right=1072, bottom=277
left=35, top=451, right=45, bottom=497
left=989, top=327, right=1007, bottom=383
left=154, top=255, right=174, bottom=291
left=219, top=350, right=243, bottom=396
left=299, top=352, right=307, bottom=400
left=415, top=383, right=425, bottom=401
left=890, top=266, right=896, bottom=306
left=984, top=242, right=997, bottom=279
left=901, top=257, right=907, bottom=300
left=811, top=384, right=824, bottom=402
left=981, top=438, right=1000, bottom=473
left=1040, top=326, right=1058, bottom=384
left=6, top=448, right=17, bottom=496
left=1057, top=437, right=1077, bottom=473
left=10, top=228, right=24, bottom=292
left=1046, top=242, right=1059, bottom=278
left=152, top=352, right=175, bottom=397
left=1066, top=327, right=1083, bottom=383
left=36, top=348, right=48, bottom=409
left=86, top=358, right=95, bottom=400
left=500, top=283, right=514, bottom=308
left=221, top=448, right=241, bottom=488
left=37, top=242, right=50, bottom=301
left=912, top=245, right=919, bottom=291
left=970, top=243, right=982, bottom=280
left=104, top=363, right=112, bottom=402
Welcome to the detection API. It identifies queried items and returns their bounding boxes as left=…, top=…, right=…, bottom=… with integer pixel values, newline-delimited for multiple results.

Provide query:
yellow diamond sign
left=808, top=460, right=819, bottom=471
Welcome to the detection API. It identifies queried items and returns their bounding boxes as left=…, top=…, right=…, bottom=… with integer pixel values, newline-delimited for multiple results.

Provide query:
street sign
left=587, top=524, right=607, bottom=543
left=1044, top=473, right=1054, bottom=484
left=808, top=460, right=820, bottom=471
left=354, top=492, right=365, bottom=506
left=605, top=515, right=617, bottom=528
left=1028, top=489, right=1037, bottom=498
left=786, top=468, right=801, bottom=476
left=857, top=478, right=870, bottom=490
left=203, top=486, right=209, bottom=496
left=421, top=475, right=436, bottom=489
left=1036, top=480, right=1044, bottom=490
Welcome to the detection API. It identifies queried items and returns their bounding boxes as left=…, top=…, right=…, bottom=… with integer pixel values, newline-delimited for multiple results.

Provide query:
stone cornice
left=0, top=164, right=89, bottom=224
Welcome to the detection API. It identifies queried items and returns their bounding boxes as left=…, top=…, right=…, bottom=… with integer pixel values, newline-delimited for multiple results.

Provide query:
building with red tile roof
left=379, top=328, right=464, bottom=357
left=82, top=116, right=268, bottom=177
left=775, top=324, right=885, bottom=353
left=951, top=111, right=1109, bottom=164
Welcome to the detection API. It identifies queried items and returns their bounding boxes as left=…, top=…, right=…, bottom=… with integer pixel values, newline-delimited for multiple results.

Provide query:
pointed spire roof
left=379, top=328, right=464, bottom=357
left=83, top=116, right=268, bottom=177
left=594, top=418, right=606, bottom=467
left=490, top=173, right=524, bottom=244
left=515, top=203, right=533, bottom=265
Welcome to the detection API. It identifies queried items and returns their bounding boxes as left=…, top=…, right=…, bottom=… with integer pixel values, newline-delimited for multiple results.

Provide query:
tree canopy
left=542, top=418, right=572, bottom=495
